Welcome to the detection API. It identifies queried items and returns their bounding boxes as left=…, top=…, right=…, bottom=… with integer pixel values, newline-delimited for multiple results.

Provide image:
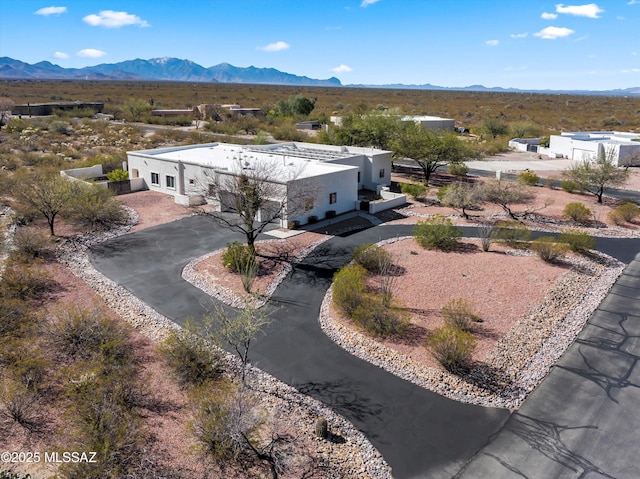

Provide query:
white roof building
left=400, top=115, right=455, bottom=132
left=126, top=142, right=398, bottom=226
left=549, top=131, right=640, bottom=166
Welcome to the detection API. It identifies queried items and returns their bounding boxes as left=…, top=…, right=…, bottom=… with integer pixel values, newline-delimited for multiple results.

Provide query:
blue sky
left=1, top=1, right=639, bottom=90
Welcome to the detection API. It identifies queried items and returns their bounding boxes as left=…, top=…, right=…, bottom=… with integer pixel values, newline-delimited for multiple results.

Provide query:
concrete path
left=90, top=216, right=640, bottom=478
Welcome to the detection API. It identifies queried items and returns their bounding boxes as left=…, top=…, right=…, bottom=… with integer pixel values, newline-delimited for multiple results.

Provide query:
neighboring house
left=549, top=131, right=640, bottom=166
left=400, top=115, right=455, bottom=132
left=151, top=109, right=195, bottom=117
left=12, top=101, right=104, bottom=116
left=126, top=142, right=399, bottom=226
left=508, top=138, right=540, bottom=152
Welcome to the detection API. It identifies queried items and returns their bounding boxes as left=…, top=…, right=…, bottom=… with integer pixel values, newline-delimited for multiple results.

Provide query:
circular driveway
left=90, top=216, right=640, bottom=478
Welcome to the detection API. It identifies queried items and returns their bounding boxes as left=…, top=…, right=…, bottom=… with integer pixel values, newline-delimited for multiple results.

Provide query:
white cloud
left=83, top=10, right=149, bottom=28
left=622, top=68, right=640, bottom=73
left=77, top=48, right=106, bottom=58
left=541, top=12, right=558, bottom=19
left=35, top=6, right=67, bottom=16
left=555, top=3, right=604, bottom=18
left=628, top=0, right=638, bottom=5
left=534, top=26, right=575, bottom=39
left=510, top=33, right=528, bottom=38
left=485, top=39, right=499, bottom=46
left=331, top=64, right=352, bottom=73
left=258, top=41, right=290, bottom=52
left=53, top=51, right=69, bottom=59
left=361, top=0, right=381, bottom=7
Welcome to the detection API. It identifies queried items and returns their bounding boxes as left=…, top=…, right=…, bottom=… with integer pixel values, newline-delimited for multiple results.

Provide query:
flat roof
left=401, top=115, right=454, bottom=122
left=558, top=131, right=640, bottom=145
left=129, top=142, right=360, bottom=179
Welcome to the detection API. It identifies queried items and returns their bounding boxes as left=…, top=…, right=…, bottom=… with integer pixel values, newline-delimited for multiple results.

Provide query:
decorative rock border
left=318, top=235, right=624, bottom=410
left=54, top=213, right=391, bottom=479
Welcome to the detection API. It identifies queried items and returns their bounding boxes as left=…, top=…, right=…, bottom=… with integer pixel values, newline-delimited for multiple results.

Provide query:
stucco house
left=549, top=131, right=640, bottom=166
left=400, top=115, right=455, bottom=132
left=126, top=142, right=402, bottom=226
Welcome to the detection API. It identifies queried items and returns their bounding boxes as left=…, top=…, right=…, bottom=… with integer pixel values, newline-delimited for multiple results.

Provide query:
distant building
left=151, top=109, right=195, bottom=117
left=12, top=101, right=104, bottom=116
left=400, top=115, right=455, bottom=132
left=508, top=138, right=540, bottom=153
left=549, top=131, right=640, bottom=166
left=126, top=141, right=403, bottom=225
left=296, top=120, right=322, bottom=130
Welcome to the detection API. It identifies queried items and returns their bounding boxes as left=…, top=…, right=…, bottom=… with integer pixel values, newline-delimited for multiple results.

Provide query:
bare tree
left=441, top=182, right=482, bottom=219
left=201, top=304, right=271, bottom=384
left=481, top=179, right=548, bottom=220
left=562, top=147, right=630, bottom=203
left=201, top=158, right=318, bottom=256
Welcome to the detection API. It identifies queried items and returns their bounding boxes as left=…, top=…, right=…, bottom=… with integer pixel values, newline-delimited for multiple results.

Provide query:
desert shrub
left=436, top=185, right=450, bottom=201
left=531, top=236, right=568, bottom=263
left=66, top=184, right=128, bottom=231
left=414, top=215, right=462, bottom=251
left=558, top=229, right=596, bottom=254
left=48, top=120, right=72, bottom=135
left=351, top=295, right=408, bottom=337
left=106, top=169, right=129, bottom=181
left=448, top=162, right=468, bottom=176
left=352, top=243, right=392, bottom=273
left=428, top=326, right=476, bottom=373
left=441, top=298, right=481, bottom=332
left=563, top=202, right=592, bottom=224
left=400, top=182, right=428, bottom=199
left=332, top=264, right=367, bottom=316
left=561, top=180, right=581, bottom=193
left=614, top=202, right=640, bottom=222
left=492, top=220, right=531, bottom=248
left=0, top=379, right=40, bottom=432
left=518, top=170, right=539, bottom=186
left=0, top=261, right=52, bottom=301
left=288, top=220, right=300, bottom=230
left=608, top=209, right=626, bottom=225
left=478, top=223, right=494, bottom=252
left=0, top=299, right=33, bottom=338
left=1, top=344, right=49, bottom=392
left=0, top=471, right=32, bottom=479
left=10, top=228, right=51, bottom=261
left=221, top=241, right=254, bottom=272
left=160, top=331, right=222, bottom=388
left=48, top=308, right=128, bottom=361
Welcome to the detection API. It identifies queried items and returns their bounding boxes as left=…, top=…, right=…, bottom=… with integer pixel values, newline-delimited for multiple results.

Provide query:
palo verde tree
left=323, top=111, right=401, bottom=150
left=276, top=94, right=316, bottom=117
left=202, top=156, right=318, bottom=256
left=562, top=147, right=630, bottom=203
left=391, top=122, right=474, bottom=185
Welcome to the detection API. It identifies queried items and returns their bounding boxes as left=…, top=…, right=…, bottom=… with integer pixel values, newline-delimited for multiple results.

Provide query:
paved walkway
left=90, top=217, right=640, bottom=478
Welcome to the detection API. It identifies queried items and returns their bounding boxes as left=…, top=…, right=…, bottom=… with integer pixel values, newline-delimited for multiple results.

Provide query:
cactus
left=315, top=416, right=328, bottom=439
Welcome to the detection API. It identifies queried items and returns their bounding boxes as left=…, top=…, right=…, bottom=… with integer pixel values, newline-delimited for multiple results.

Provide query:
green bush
left=160, top=331, right=222, bottom=388
left=614, top=202, right=640, bottom=222
left=351, top=295, right=408, bottom=337
left=0, top=261, right=52, bottom=301
left=558, top=229, right=596, bottom=254
left=492, top=220, right=531, bottom=248
left=332, top=264, right=367, bottom=317
left=561, top=180, right=581, bottom=193
left=531, top=236, right=568, bottom=263
left=436, top=185, right=450, bottom=201
left=106, top=169, right=129, bottom=181
left=448, top=162, right=468, bottom=176
left=518, top=170, right=539, bottom=186
left=221, top=241, right=255, bottom=272
left=414, top=215, right=462, bottom=251
left=11, top=228, right=51, bottom=260
left=608, top=210, right=626, bottom=226
left=400, top=182, right=428, bottom=199
left=352, top=243, right=392, bottom=273
left=441, top=298, right=481, bottom=332
left=563, top=202, right=592, bottom=224
left=428, top=326, right=476, bottom=373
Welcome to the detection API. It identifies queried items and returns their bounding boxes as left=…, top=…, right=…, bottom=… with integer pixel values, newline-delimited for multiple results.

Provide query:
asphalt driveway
left=90, top=216, right=640, bottom=478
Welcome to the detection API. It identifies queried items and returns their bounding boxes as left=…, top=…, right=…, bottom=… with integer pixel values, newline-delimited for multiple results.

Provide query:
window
left=189, top=178, right=195, bottom=185
left=132, top=168, right=139, bottom=178
left=150, top=172, right=160, bottom=186
left=329, top=192, right=337, bottom=204
left=357, top=171, right=361, bottom=183
left=379, top=168, right=385, bottom=178
left=166, top=175, right=176, bottom=190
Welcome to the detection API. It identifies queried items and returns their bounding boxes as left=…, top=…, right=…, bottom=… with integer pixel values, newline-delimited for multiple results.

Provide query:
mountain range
left=1, top=56, right=639, bottom=96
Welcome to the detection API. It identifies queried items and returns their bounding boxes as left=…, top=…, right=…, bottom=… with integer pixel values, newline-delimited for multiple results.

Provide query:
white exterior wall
left=370, top=151, right=391, bottom=187
left=288, top=168, right=357, bottom=224
left=550, top=132, right=640, bottom=166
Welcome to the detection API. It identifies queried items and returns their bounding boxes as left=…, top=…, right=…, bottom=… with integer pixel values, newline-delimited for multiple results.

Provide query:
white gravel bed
left=318, top=236, right=624, bottom=410
left=53, top=213, right=391, bottom=479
